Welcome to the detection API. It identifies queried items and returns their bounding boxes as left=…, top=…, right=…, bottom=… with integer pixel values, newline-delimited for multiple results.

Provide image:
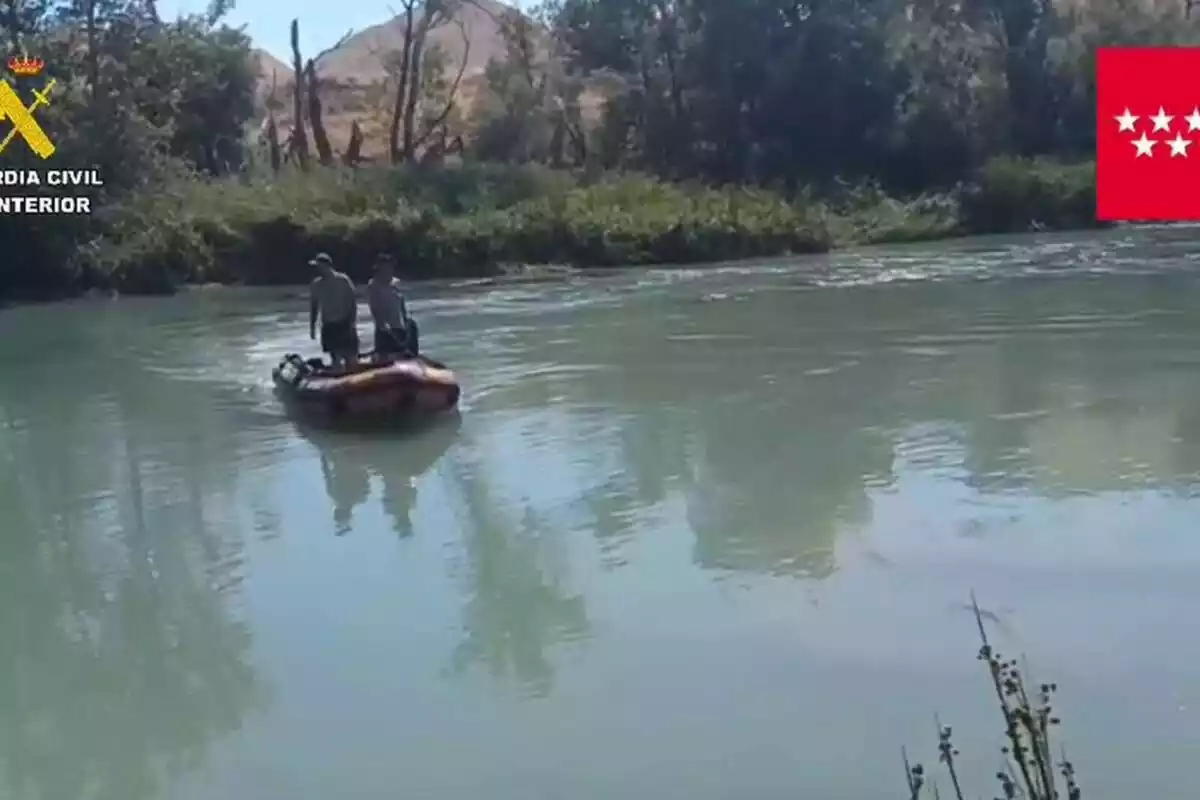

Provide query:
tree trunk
left=653, top=0, right=687, bottom=152
left=305, top=59, right=334, bottom=165
left=400, top=17, right=430, bottom=161
left=388, top=3, right=416, bottom=163
left=548, top=118, right=564, bottom=167
left=289, top=18, right=310, bottom=169
left=344, top=119, right=364, bottom=166
left=409, top=23, right=470, bottom=158
left=419, top=125, right=446, bottom=164
left=266, top=113, right=282, bottom=172
left=563, top=108, right=587, bottom=166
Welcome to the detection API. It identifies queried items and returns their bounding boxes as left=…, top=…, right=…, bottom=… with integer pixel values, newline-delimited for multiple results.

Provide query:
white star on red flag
left=1132, top=132, right=1156, bottom=157
left=1096, top=47, right=1200, bottom=221
left=1113, top=108, right=1198, bottom=158
left=1115, top=108, right=1138, bottom=131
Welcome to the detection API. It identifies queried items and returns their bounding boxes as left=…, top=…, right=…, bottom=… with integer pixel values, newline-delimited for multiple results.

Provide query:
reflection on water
left=443, top=450, right=590, bottom=697
left=686, top=392, right=895, bottom=579
left=0, top=357, right=262, bottom=800
left=474, top=268, right=1200, bottom=584
left=298, top=418, right=462, bottom=537
left=3, top=227, right=1200, bottom=799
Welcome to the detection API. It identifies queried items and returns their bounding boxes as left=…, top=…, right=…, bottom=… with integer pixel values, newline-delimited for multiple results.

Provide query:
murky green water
left=4, top=227, right=1200, bottom=799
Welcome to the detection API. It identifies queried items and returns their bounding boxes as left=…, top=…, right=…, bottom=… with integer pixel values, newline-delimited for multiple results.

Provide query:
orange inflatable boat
left=273, top=353, right=460, bottom=421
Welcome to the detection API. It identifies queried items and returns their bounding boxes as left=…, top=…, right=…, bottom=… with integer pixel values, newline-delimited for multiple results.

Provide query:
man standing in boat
left=309, top=252, right=360, bottom=370
left=367, top=253, right=419, bottom=359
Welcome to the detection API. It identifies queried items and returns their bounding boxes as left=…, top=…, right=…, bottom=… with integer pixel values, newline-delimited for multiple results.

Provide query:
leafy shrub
left=68, top=160, right=1101, bottom=294
left=959, top=157, right=1098, bottom=234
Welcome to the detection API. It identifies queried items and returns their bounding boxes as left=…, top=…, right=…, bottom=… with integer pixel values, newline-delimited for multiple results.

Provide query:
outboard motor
left=275, top=353, right=314, bottom=385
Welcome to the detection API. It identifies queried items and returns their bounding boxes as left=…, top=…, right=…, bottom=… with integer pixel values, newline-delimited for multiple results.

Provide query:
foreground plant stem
left=904, top=594, right=1081, bottom=800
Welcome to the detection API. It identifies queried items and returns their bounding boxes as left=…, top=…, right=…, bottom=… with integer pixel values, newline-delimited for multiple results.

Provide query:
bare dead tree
left=264, top=114, right=282, bottom=171
left=264, top=70, right=282, bottom=171
left=282, top=126, right=301, bottom=164
left=288, top=19, right=310, bottom=169
left=380, top=0, right=464, bottom=162
left=305, top=59, right=334, bottom=165
left=386, top=0, right=419, bottom=163
left=343, top=119, right=365, bottom=165
left=553, top=94, right=587, bottom=166
left=283, top=22, right=353, bottom=169
left=410, top=20, right=470, bottom=157
left=400, top=2, right=446, bottom=158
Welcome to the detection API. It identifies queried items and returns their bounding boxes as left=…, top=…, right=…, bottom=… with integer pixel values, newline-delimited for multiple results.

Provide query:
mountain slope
left=313, top=0, right=513, bottom=86
left=250, top=0, right=527, bottom=157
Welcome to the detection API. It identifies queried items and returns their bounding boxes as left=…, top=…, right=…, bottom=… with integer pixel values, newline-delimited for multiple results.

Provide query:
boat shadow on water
left=292, top=411, right=463, bottom=537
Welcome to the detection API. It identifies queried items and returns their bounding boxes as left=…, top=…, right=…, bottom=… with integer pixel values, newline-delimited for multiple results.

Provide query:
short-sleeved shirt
left=311, top=271, right=357, bottom=324
left=367, top=276, right=408, bottom=330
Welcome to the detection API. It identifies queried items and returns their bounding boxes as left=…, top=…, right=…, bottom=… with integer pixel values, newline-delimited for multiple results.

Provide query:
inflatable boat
left=272, top=353, right=460, bottom=421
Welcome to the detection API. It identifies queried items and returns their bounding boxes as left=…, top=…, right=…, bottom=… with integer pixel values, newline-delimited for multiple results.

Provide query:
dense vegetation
left=0, top=0, right=1189, bottom=299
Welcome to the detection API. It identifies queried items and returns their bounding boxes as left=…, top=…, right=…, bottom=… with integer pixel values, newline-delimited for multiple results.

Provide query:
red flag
left=1096, top=47, right=1200, bottom=221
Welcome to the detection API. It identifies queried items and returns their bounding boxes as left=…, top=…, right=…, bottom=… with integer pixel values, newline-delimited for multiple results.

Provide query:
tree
left=380, top=0, right=469, bottom=163
left=0, top=0, right=257, bottom=298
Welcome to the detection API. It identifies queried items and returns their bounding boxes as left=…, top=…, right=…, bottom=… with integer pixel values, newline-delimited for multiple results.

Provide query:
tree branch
left=314, top=28, right=354, bottom=63
left=412, top=18, right=470, bottom=153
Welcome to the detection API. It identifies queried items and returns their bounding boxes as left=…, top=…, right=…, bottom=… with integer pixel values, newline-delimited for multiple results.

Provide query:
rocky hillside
left=313, top=0, right=512, bottom=84
left=248, top=0, right=530, bottom=158
left=251, top=49, right=291, bottom=89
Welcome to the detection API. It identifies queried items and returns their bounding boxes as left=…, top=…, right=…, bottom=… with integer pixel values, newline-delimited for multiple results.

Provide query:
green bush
left=60, top=159, right=1101, bottom=296
left=959, top=157, right=1099, bottom=235
left=821, top=181, right=962, bottom=245
left=80, top=167, right=835, bottom=289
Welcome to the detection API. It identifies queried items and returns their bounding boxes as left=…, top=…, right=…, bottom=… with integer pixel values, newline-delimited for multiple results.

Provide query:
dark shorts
left=374, top=319, right=420, bottom=356
left=320, top=320, right=359, bottom=355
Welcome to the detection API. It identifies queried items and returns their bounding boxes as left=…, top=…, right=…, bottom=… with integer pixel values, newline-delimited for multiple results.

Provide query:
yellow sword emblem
left=0, top=77, right=57, bottom=159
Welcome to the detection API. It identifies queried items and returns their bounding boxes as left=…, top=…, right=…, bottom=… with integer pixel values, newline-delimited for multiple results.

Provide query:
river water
left=3, top=227, right=1200, bottom=799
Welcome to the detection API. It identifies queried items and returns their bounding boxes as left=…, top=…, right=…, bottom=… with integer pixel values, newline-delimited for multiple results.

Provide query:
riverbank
left=27, top=156, right=1099, bottom=298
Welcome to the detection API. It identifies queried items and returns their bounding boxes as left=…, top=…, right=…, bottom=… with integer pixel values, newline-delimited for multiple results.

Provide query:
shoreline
left=3, top=158, right=1100, bottom=305
left=0, top=217, right=1109, bottom=309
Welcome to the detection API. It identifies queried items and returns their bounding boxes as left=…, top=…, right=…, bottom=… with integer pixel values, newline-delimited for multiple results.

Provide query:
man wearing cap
left=367, top=253, right=419, bottom=359
left=308, top=252, right=360, bottom=370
